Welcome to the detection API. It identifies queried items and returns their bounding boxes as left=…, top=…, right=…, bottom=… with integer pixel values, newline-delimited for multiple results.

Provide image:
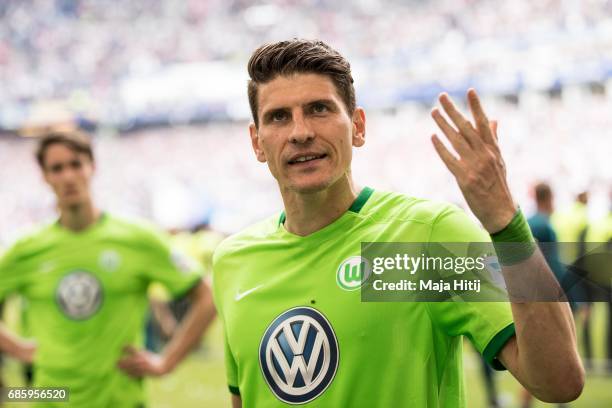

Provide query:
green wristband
left=490, top=208, right=536, bottom=266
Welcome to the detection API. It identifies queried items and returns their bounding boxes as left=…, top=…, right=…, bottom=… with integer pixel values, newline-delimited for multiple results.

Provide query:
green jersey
left=213, top=187, right=514, bottom=407
left=0, top=214, right=202, bottom=407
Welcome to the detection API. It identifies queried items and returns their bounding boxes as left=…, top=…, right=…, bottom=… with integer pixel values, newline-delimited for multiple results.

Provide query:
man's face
left=249, top=73, right=365, bottom=194
left=42, top=143, right=94, bottom=208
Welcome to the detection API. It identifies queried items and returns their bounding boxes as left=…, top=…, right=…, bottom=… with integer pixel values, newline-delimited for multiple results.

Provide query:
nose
left=289, top=111, right=314, bottom=144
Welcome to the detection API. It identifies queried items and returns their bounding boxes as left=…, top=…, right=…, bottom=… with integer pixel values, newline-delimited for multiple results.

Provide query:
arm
left=431, top=89, right=584, bottom=402
left=0, top=323, right=36, bottom=363
left=118, top=278, right=216, bottom=376
left=150, top=299, right=177, bottom=339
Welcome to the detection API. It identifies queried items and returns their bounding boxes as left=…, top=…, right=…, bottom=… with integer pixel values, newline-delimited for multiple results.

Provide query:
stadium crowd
left=1, top=0, right=611, bottom=128
left=0, top=88, right=609, bottom=244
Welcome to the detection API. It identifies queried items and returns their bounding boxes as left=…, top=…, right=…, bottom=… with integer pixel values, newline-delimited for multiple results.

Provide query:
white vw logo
left=260, top=307, right=339, bottom=404
left=56, top=271, right=103, bottom=320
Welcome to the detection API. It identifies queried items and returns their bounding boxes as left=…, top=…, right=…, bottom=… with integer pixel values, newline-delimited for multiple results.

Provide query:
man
left=527, top=182, right=567, bottom=297
left=0, top=130, right=216, bottom=407
left=212, top=40, right=584, bottom=407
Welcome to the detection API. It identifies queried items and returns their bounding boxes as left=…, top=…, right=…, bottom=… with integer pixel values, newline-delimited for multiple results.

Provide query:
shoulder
left=363, top=189, right=468, bottom=226
left=213, top=213, right=280, bottom=267
left=101, top=213, right=170, bottom=248
left=362, top=189, right=487, bottom=242
left=2, top=221, right=58, bottom=260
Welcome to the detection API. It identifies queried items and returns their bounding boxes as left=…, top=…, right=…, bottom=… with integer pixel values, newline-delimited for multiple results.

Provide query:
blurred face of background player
left=249, top=73, right=366, bottom=194
left=534, top=182, right=554, bottom=215
left=41, top=142, right=95, bottom=211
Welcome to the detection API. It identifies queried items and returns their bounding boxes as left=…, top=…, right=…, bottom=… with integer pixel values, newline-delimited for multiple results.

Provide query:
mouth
left=287, top=153, right=328, bottom=165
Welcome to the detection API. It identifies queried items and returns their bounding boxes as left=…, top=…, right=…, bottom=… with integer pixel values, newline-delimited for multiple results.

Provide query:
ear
left=249, top=123, right=267, bottom=163
left=351, top=107, right=366, bottom=148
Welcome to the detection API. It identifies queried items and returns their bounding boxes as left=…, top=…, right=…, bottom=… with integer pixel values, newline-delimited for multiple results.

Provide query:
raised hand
left=431, top=89, right=516, bottom=233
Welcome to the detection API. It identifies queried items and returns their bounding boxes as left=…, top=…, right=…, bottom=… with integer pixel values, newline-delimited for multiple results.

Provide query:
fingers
left=490, top=120, right=498, bottom=140
left=118, top=355, right=147, bottom=377
left=438, top=93, right=481, bottom=148
left=431, top=134, right=460, bottom=175
left=467, top=89, right=497, bottom=148
left=431, top=108, right=471, bottom=156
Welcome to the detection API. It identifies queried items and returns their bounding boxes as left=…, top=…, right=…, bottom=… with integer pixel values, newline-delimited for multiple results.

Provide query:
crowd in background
left=0, top=85, right=610, bottom=244
left=1, top=0, right=611, bottom=128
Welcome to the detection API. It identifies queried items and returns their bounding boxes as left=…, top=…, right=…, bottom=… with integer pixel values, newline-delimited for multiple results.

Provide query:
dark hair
left=247, top=39, right=355, bottom=128
left=534, top=182, right=552, bottom=204
left=36, top=130, right=94, bottom=169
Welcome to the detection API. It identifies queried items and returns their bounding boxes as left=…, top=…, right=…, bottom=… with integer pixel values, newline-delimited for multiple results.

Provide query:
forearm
left=231, top=395, right=242, bottom=408
left=161, top=280, right=216, bottom=371
left=0, top=324, right=22, bottom=357
left=501, top=250, right=583, bottom=401
left=0, top=323, right=35, bottom=363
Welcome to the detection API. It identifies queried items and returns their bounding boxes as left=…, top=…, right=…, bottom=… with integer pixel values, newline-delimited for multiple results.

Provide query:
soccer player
left=527, top=182, right=568, bottom=298
left=0, top=130, right=216, bottom=407
left=212, top=40, right=584, bottom=407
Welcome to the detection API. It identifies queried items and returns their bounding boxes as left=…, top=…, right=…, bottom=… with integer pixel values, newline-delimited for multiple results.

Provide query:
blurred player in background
left=520, top=182, right=570, bottom=407
left=212, top=39, right=584, bottom=407
left=0, top=130, right=216, bottom=407
left=553, top=190, right=593, bottom=367
left=527, top=182, right=568, bottom=298
left=586, top=189, right=612, bottom=372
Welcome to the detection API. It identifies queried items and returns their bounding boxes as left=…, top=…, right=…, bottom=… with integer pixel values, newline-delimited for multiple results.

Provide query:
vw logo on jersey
left=336, top=256, right=371, bottom=291
left=56, top=271, right=103, bottom=320
left=259, top=307, right=339, bottom=404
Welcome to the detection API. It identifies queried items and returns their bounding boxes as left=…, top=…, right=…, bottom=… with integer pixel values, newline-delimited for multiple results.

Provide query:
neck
left=282, top=175, right=359, bottom=236
left=58, top=199, right=100, bottom=232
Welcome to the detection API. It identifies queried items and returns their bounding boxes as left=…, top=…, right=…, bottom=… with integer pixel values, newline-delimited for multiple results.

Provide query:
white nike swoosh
left=234, top=284, right=264, bottom=301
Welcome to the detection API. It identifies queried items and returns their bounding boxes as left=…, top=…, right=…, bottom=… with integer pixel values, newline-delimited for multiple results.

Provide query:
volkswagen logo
left=259, top=307, right=339, bottom=404
left=56, top=271, right=103, bottom=320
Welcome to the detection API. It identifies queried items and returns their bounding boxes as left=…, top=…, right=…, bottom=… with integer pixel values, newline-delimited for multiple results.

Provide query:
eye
left=70, top=160, right=82, bottom=169
left=271, top=111, right=288, bottom=122
left=311, top=103, right=328, bottom=114
left=49, top=163, right=63, bottom=174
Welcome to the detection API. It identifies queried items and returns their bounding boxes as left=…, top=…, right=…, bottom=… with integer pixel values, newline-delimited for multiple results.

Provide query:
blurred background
left=0, top=0, right=610, bottom=406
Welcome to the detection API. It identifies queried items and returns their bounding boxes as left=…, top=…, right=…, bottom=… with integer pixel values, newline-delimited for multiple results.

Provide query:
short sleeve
left=140, top=229, right=203, bottom=299
left=427, top=205, right=515, bottom=370
left=223, top=326, right=240, bottom=394
left=211, top=245, right=240, bottom=394
left=0, top=245, right=28, bottom=300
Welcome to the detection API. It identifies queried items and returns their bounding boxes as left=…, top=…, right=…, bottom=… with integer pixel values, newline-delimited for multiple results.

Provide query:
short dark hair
left=534, top=182, right=552, bottom=204
left=36, top=130, right=94, bottom=169
left=247, top=39, right=356, bottom=128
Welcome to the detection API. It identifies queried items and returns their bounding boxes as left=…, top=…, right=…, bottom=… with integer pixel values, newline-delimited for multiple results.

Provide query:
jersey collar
left=278, top=186, right=374, bottom=227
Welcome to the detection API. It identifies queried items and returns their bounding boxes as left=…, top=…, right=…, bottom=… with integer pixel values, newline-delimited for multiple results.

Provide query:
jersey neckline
left=53, top=211, right=108, bottom=236
left=276, top=186, right=374, bottom=241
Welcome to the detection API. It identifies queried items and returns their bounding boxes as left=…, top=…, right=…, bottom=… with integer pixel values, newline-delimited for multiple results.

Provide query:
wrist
left=490, top=207, right=536, bottom=265
left=485, top=205, right=518, bottom=234
left=160, top=353, right=176, bottom=375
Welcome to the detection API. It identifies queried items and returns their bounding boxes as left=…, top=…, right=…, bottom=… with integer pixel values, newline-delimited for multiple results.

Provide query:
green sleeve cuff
left=483, top=322, right=516, bottom=371
left=228, top=385, right=240, bottom=395
left=490, top=208, right=536, bottom=265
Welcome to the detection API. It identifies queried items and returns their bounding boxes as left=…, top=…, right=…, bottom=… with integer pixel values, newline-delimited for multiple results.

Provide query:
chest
left=21, top=241, right=147, bottom=300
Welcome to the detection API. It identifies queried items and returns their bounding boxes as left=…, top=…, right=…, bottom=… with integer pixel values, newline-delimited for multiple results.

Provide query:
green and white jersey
left=0, top=214, right=202, bottom=408
left=212, top=187, right=515, bottom=407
